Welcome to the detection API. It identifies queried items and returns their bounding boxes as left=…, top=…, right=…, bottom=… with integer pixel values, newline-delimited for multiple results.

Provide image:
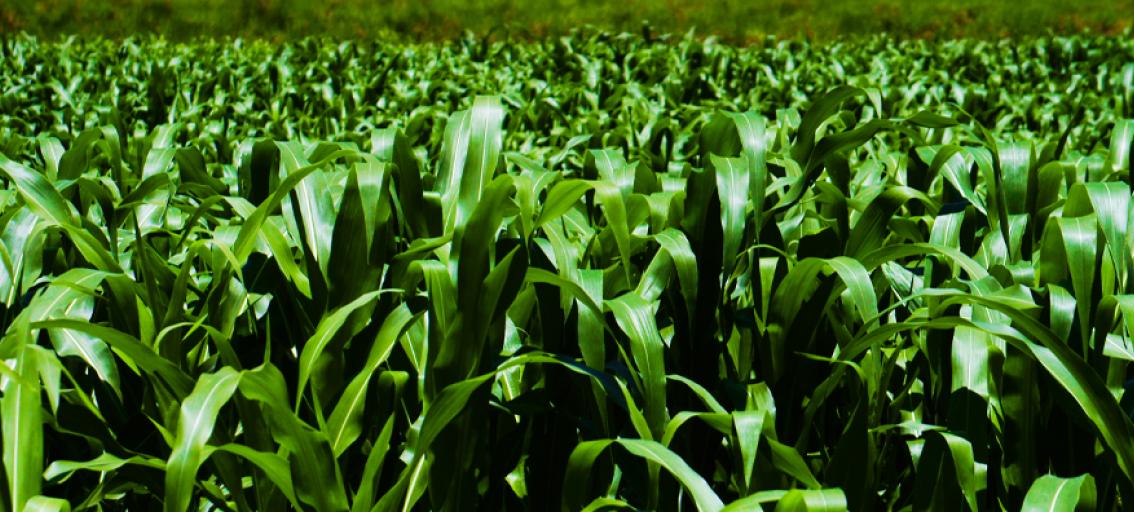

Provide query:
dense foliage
left=1, top=0, right=1132, bottom=41
left=1, top=32, right=1134, bottom=511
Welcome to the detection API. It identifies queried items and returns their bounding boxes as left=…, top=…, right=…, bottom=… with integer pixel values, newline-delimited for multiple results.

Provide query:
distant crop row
left=0, top=33, right=1133, bottom=511
left=2, top=1, right=1132, bottom=41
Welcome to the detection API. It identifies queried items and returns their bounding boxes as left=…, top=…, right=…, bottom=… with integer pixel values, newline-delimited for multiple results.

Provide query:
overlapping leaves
left=2, top=32, right=1134, bottom=512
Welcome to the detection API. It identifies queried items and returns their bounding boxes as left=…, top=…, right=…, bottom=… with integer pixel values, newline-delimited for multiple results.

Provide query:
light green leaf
left=1022, top=474, right=1096, bottom=512
left=3, top=341, right=43, bottom=512
left=164, top=367, right=241, bottom=512
left=21, top=496, right=71, bottom=512
left=608, top=293, right=668, bottom=440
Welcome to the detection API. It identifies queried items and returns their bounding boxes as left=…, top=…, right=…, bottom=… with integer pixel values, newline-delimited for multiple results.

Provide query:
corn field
left=2, top=32, right=1134, bottom=511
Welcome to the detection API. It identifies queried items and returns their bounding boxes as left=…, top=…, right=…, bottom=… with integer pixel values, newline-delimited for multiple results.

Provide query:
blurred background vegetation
left=0, top=0, right=1131, bottom=41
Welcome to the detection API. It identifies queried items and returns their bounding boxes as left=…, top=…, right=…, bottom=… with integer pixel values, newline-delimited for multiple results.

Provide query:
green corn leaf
left=432, top=174, right=517, bottom=389
left=1070, top=183, right=1129, bottom=284
left=580, top=497, right=637, bottom=511
left=733, top=410, right=764, bottom=490
left=0, top=154, right=78, bottom=227
left=1105, top=119, right=1134, bottom=175
left=771, top=489, right=848, bottom=512
left=240, top=364, right=349, bottom=512
left=0, top=156, right=119, bottom=271
left=720, top=491, right=785, bottom=511
left=0, top=209, right=42, bottom=307
left=562, top=440, right=615, bottom=512
left=654, top=228, right=699, bottom=323
left=277, top=141, right=336, bottom=280
left=325, top=304, right=419, bottom=455
left=327, top=161, right=389, bottom=311
left=31, top=319, right=193, bottom=397
left=931, top=431, right=982, bottom=512
left=3, top=340, right=43, bottom=512
left=1021, top=474, right=1096, bottom=512
left=208, top=444, right=301, bottom=509
left=296, top=288, right=393, bottom=401
left=844, top=186, right=934, bottom=260
left=608, top=293, right=668, bottom=440
left=1059, top=215, right=1098, bottom=348
left=37, top=137, right=64, bottom=182
left=703, top=112, right=770, bottom=235
left=438, top=109, right=472, bottom=230
left=373, top=127, right=434, bottom=237
left=997, top=141, right=1033, bottom=216
left=21, top=496, right=71, bottom=512
left=594, top=180, right=634, bottom=282
left=43, top=452, right=165, bottom=482
left=951, top=326, right=992, bottom=397
left=23, top=269, right=120, bottom=396
left=564, top=439, right=724, bottom=512
left=164, top=367, right=241, bottom=512
left=587, top=149, right=635, bottom=199
left=825, top=256, right=879, bottom=328
left=231, top=146, right=358, bottom=264
left=350, top=414, right=398, bottom=512
left=618, top=439, right=724, bottom=512
left=791, top=86, right=865, bottom=164
left=768, top=439, right=822, bottom=489
left=537, top=179, right=594, bottom=228
left=711, top=154, right=750, bottom=276
left=449, top=96, right=505, bottom=235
